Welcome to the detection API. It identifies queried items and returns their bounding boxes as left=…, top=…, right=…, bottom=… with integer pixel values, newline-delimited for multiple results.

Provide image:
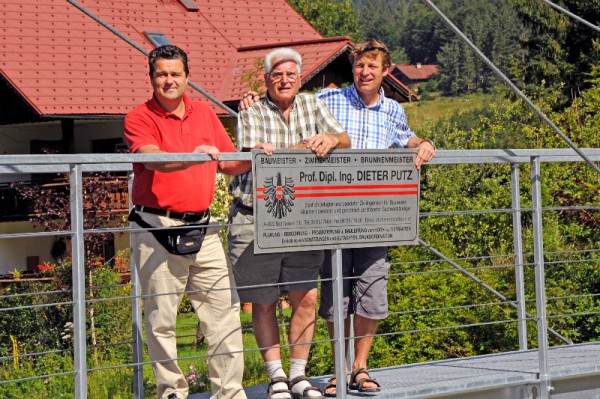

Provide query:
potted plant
left=10, top=268, right=22, bottom=280
left=37, top=262, right=56, bottom=276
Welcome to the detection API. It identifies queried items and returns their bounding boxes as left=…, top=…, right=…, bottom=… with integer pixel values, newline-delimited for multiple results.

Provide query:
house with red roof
left=0, top=0, right=417, bottom=272
left=390, top=63, right=439, bottom=91
left=0, top=0, right=417, bottom=152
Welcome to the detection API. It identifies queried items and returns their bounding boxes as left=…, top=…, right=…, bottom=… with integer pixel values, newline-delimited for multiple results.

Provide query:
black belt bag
left=128, top=208, right=210, bottom=255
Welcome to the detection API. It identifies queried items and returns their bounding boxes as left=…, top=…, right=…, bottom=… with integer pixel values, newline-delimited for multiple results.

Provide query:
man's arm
left=218, top=143, right=275, bottom=175
left=305, top=96, right=351, bottom=156
left=406, top=136, right=435, bottom=169
left=227, top=106, right=277, bottom=173
left=137, top=144, right=220, bottom=172
left=238, top=93, right=349, bottom=157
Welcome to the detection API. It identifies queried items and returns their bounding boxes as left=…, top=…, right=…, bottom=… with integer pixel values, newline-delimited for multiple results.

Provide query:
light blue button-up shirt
left=316, top=84, right=415, bottom=149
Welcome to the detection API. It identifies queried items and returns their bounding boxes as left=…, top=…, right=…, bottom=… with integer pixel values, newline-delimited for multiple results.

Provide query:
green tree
left=240, top=58, right=266, bottom=97
left=287, top=0, right=364, bottom=43
left=359, top=0, right=404, bottom=58
left=372, top=62, right=600, bottom=358
left=510, top=0, right=600, bottom=106
left=400, top=0, right=448, bottom=64
left=435, top=40, right=475, bottom=95
left=423, top=0, right=522, bottom=94
left=356, top=0, right=522, bottom=93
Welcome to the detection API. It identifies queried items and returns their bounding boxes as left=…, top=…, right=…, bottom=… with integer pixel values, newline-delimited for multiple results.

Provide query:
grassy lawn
left=138, top=311, right=263, bottom=396
left=138, top=307, right=300, bottom=396
left=71, top=306, right=295, bottom=398
left=404, top=92, right=504, bottom=132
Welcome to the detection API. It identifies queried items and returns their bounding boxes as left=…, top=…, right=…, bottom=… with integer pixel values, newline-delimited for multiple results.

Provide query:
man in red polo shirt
left=124, top=45, right=259, bottom=399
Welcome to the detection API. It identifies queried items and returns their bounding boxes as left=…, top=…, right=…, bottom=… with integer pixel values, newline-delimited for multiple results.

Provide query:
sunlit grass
left=405, top=92, right=505, bottom=133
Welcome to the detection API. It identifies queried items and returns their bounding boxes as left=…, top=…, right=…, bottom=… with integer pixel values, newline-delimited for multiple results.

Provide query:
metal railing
left=0, top=148, right=598, bottom=399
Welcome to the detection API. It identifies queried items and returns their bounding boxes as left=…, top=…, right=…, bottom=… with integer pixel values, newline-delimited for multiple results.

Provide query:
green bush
left=0, top=257, right=134, bottom=395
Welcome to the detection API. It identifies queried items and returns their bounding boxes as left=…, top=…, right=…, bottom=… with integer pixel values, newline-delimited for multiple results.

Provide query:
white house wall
left=73, top=120, right=125, bottom=153
left=0, top=221, right=54, bottom=274
left=1, top=119, right=126, bottom=272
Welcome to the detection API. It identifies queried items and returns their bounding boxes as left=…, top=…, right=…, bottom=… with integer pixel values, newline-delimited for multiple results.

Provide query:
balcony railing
left=0, top=149, right=598, bottom=399
left=0, top=175, right=129, bottom=222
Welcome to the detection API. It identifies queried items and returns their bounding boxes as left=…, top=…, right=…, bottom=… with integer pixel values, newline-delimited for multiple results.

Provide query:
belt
left=233, top=199, right=253, bottom=213
left=134, top=205, right=209, bottom=223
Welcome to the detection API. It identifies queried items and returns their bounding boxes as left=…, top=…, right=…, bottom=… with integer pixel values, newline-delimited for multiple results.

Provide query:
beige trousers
left=133, top=213, right=247, bottom=399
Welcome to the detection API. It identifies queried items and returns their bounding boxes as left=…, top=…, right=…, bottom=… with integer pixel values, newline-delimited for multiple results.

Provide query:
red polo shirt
left=124, top=94, right=235, bottom=213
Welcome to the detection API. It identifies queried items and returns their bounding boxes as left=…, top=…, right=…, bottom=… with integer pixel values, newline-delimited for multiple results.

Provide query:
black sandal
left=268, top=376, right=291, bottom=399
left=348, top=368, right=381, bottom=392
left=289, top=375, right=325, bottom=399
left=324, top=377, right=337, bottom=397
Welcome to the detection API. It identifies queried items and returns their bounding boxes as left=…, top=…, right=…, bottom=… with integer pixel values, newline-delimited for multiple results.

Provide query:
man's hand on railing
left=253, top=142, right=274, bottom=155
left=193, top=145, right=221, bottom=160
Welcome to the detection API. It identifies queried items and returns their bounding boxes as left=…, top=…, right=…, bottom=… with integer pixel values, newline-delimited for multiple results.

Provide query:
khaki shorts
left=227, top=205, right=323, bottom=304
left=319, top=247, right=390, bottom=321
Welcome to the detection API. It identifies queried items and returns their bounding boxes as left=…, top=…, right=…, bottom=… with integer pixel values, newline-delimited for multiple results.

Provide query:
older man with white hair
left=228, top=47, right=351, bottom=399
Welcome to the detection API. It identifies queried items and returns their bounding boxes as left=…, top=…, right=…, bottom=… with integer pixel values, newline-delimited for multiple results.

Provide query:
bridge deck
left=192, top=342, right=600, bottom=399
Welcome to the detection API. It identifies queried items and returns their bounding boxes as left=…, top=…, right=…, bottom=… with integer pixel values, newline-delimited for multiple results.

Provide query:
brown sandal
left=348, top=368, right=381, bottom=392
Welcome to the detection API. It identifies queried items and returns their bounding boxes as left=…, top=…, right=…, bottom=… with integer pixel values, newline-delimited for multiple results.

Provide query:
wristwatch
left=419, top=139, right=435, bottom=149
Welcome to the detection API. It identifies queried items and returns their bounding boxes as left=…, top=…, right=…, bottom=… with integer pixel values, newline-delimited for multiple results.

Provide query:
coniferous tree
left=359, top=0, right=409, bottom=62
left=509, top=0, right=600, bottom=107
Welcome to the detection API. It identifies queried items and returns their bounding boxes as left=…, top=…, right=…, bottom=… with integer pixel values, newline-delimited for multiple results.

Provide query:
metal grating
left=191, top=343, right=600, bottom=399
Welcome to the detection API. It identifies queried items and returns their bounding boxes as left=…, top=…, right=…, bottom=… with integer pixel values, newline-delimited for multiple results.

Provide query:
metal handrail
left=0, top=148, right=599, bottom=167
left=0, top=148, right=598, bottom=399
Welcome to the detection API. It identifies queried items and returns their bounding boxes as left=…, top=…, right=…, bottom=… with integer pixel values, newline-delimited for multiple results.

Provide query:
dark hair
left=148, top=45, right=189, bottom=78
left=351, top=39, right=391, bottom=69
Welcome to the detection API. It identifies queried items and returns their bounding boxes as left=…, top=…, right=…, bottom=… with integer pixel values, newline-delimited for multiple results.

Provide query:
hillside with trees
left=291, top=0, right=600, bottom=98
left=290, top=0, right=600, bottom=374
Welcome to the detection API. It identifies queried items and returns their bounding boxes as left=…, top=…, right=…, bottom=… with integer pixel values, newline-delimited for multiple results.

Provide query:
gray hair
left=264, top=48, right=302, bottom=74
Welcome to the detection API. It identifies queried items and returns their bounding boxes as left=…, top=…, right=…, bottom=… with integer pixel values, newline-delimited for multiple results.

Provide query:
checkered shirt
left=315, top=84, right=416, bottom=149
left=231, top=92, right=346, bottom=208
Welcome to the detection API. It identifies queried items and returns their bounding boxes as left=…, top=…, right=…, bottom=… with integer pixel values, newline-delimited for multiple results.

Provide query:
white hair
left=264, top=48, right=302, bottom=74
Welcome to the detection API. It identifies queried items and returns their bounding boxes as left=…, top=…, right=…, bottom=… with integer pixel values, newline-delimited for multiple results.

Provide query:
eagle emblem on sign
left=263, top=172, right=295, bottom=219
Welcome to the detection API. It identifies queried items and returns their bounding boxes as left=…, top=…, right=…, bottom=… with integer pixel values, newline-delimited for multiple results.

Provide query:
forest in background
left=288, top=0, right=600, bottom=370
left=289, top=0, right=600, bottom=99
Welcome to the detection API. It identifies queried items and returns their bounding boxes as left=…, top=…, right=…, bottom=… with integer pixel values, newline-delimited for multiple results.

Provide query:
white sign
left=253, top=149, right=420, bottom=253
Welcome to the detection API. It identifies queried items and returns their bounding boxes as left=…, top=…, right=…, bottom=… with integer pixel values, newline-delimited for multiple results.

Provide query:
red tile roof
left=0, top=0, right=414, bottom=117
left=385, top=73, right=419, bottom=102
left=392, top=64, right=439, bottom=80
left=194, top=0, right=322, bottom=48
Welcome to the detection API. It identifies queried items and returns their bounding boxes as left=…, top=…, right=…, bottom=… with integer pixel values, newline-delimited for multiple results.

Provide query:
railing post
left=531, top=156, right=551, bottom=398
left=69, top=164, right=87, bottom=399
left=511, top=163, right=527, bottom=350
left=332, top=248, right=347, bottom=399
left=128, top=171, right=145, bottom=398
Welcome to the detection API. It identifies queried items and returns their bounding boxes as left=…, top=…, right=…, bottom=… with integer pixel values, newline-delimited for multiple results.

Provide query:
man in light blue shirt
left=317, top=39, right=435, bottom=396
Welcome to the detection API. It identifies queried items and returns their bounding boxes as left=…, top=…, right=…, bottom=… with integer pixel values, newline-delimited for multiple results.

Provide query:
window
left=177, top=0, right=199, bottom=11
left=145, top=32, right=172, bottom=47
